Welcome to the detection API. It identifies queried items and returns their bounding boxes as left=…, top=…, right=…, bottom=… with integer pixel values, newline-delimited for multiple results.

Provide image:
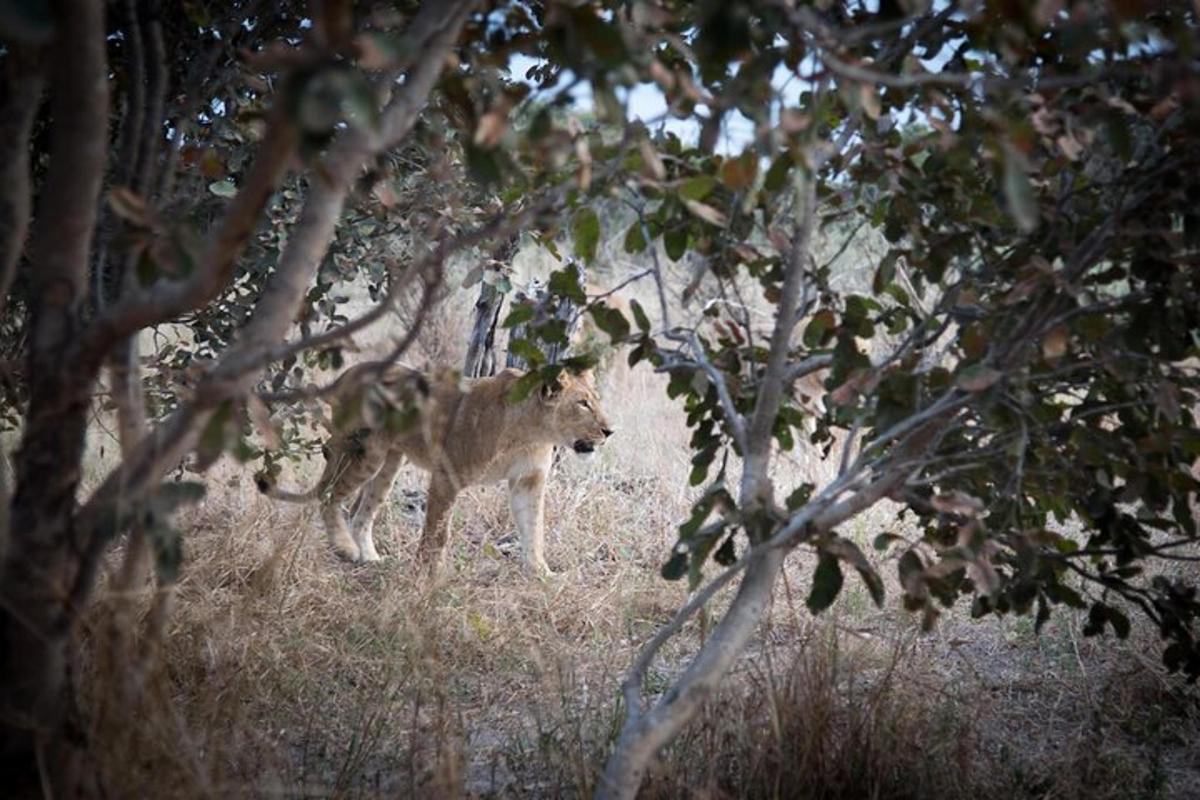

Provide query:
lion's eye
left=577, top=399, right=590, bottom=408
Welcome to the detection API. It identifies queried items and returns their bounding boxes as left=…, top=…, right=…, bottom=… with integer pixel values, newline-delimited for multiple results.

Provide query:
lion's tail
left=254, top=472, right=321, bottom=503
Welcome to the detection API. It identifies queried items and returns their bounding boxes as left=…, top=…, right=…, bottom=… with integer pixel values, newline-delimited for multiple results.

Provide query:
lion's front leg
left=416, top=474, right=458, bottom=577
left=508, top=462, right=551, bottom=576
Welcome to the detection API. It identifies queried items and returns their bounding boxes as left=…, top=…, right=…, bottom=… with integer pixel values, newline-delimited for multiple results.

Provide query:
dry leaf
left=1056, top=133, right=1084, bottom=161
left=956, top=366, right=1003, bottom=393
left=858, top=83, right=881, bottom=120
left=460, top=264, right=484, bottom=289
left=473, top=107, right=510, bottom=148
left=1041, top=326, right=1069, bottom=362
left=372, top=181, right=399, bottom=209
left=931, top=490, right=986, bottom=517
left=574, top=133, right=593, bottom=191
left=639, top=139, right=667, bottom=181
left=648, top=59, right=675, bottom=90
left=683, top=198, right=728, bottom=227
left=781, top=108, right=810, bottom=133
left=1156, top=380, right=1181, bottom=423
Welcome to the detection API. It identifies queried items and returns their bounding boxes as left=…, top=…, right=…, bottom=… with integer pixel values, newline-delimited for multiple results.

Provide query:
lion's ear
left=539, top=374, right=565, bottom=401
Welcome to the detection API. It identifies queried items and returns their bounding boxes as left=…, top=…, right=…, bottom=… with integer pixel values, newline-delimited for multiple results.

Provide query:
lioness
left=259, top=363, right=613, bottom=575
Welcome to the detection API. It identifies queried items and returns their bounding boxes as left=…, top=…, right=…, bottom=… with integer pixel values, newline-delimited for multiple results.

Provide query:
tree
left=1, top=2, right=1198, bottom=798
left=0, top=1, right=487, bottom=792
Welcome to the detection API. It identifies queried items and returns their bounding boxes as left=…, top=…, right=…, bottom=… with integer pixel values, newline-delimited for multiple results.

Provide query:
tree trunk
left=598, top=546, right=787, bottom=799
left=0, top=2, right=109, bottom=793
left=463, top=235, right=519, bottom=378
left=464, top=279, right=506, bottom=378
left=0, top=45, right=44, bottom=318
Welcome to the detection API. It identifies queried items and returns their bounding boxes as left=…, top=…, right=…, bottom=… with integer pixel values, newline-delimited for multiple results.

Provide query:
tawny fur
left=260, top=364, right=613, bottom=575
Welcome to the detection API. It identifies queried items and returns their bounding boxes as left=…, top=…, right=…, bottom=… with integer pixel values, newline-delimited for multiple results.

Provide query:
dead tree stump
left=463, top=236, right=519, bottom=379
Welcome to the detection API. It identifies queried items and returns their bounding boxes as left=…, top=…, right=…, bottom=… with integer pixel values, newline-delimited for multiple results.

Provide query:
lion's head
left=539, top=370, right=614, bottom=455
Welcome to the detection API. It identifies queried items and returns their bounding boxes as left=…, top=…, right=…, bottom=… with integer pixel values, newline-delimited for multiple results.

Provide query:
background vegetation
left=1, top=1, right=1198, bottom=797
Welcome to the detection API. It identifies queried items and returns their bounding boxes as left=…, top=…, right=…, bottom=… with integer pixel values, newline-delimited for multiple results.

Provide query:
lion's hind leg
left=349, top=449, right=404, bottom=562
left=320, top=431, right=388, bottom=563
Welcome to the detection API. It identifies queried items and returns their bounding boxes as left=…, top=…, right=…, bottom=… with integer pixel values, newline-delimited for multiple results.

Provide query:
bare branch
left=680, top=331, right=747, bottom=449
left=135, top=5, right=168, bottom=197
left=222, top=197, right=538, bottom=383
left=783, top=353, right=833, bottom=384
left=741, top=177, right=817, bottom=502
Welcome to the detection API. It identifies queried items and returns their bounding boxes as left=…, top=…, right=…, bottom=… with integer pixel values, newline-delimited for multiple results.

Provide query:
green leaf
left=873, top=251, right=898, bottom=294
left=572, top=207, right=601, bottom=263
left=624, top=222, right=648, bottom=253
left=713, top=535, right=737, bottom=566
left=806, top=551, right=844, bottom=613
left=785, top=483, right=814, bottom=510
left=873, top=532, right=904, bottom=551
left=340, top=70, right=381, bottom=133
left=503, top=303, right=534, bottom=329
left=149, top=522, right=184, bottom=584
left=548, top=266, right=587, bottom=305
left=465, top=144, right=503, bottom=185
left=661, top=550, right=688, bottom=581
left=630, top=299, right=650, bottom=333
left=679, top=174, right=717, bottom=201
left=195, top=401, right=235, bottom=471
left=763, top=152, right=793, bottom=192
left=1109, top=606, right=1131, bottom=639
left=505, top=371, right=542, bottom=404
left=508, top=338, right=545, bottom=368
left=208, top=180, right=237, bottom=198
left=664, top=226, right=688, bottom=261
left=803, top=310, right=836, bottom=348
left=590, top=305, right=630, bottom=343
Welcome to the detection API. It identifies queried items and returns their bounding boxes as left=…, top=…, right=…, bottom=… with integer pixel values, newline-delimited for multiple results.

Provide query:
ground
left=78, top=368, right=1199, bottom=799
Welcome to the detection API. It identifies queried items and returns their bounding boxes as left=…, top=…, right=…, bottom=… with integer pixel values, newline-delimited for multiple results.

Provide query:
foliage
left=2, top=0, right=1200, bottom=796
left=499, top=1, right=1200, bottom=683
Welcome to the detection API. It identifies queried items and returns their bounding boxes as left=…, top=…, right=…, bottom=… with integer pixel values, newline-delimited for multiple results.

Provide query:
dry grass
left=67, top=262, right=1199, bottom=799
left=73, top=359, right=1200, bottom=799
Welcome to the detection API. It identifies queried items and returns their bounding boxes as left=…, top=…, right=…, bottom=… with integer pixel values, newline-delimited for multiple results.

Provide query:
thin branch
left=783, top=353, right=833, bottom=384
left=225, top=198, right=547, bottom=383
left=686, top=331, right=747, bottom=448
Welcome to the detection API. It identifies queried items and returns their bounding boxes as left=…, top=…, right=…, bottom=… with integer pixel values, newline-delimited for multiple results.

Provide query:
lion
left=258, top=362, right=614, bottom=576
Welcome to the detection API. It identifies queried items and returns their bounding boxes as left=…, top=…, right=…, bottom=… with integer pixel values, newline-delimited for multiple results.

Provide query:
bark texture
left=0, top=2, right=110, bottom=795
left=0, top=2, right=478, bottom=795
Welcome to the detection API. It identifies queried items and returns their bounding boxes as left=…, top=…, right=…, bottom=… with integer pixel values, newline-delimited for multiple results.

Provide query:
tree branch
left=70, top=0, right=480, bottom=605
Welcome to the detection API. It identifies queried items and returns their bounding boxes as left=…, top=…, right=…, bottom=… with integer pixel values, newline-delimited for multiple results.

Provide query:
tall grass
left=66, top=266, right=1199, bottom=798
